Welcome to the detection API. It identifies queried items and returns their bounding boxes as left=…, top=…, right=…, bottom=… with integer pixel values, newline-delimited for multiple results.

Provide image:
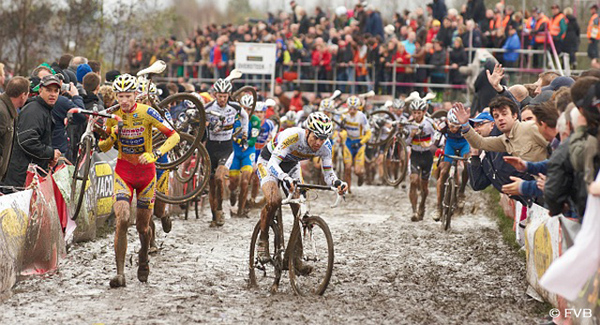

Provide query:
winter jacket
left=1, top=97, right=55, bottom=190
left=502, top=33, right=521, bottom=63
left=432, top=0, right=447, bottom=21
left=449, top=46, right=467, bottom=84
left=544, top=137, right=587, bottom=218
left=472, top=58, right=505, bottom=115
left=365, top=12, right=384, bottom=39
left=0, top=93, right=17, bottom=181
left=52, top=95, right=86, bottom=154
left=468, top=126, right=533, bottom=205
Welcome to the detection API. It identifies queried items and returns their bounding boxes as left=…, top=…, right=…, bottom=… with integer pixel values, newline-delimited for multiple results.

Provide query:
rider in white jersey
left=340, top=96, right=371, bottom=192
left=255, top=112, right=348, bottom=264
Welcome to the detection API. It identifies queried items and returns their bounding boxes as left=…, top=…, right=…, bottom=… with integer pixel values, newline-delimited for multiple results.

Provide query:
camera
left=61, top=83, right=71, bottom=93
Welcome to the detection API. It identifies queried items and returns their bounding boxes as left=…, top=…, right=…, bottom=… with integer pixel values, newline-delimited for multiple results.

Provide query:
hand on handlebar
left=333, top=179, right=348, bottom=195
left=283, top=175, right=297, bottom=194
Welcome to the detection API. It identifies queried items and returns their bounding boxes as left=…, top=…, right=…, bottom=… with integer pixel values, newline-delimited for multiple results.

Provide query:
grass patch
left=484, top=187, right=525, bottom=257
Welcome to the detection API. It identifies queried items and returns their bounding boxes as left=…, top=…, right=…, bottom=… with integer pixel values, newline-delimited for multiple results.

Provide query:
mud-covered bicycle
left=439, top=150, right=469, bottom=231
left=248, top=182, right=341, bottom=296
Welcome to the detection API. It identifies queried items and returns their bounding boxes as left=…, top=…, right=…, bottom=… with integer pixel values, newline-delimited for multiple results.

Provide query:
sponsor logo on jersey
left=251, top=129, right=260, bottom=137
left=121, top=126, right=146, bottom=137
left=122, top=146, right=146, bottom=154
left=280, top=133, right=299, bottom=148
left=120, top=137, right=145, bottom=146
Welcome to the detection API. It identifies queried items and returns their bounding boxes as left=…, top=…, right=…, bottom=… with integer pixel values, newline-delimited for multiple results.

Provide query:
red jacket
left=311, top=49, right=332, bottom=71
left=426, top=29, right=439, bottom=44
left=393, top=51, right=411, bottom=73
left=289, top=95, right=303, bottom=112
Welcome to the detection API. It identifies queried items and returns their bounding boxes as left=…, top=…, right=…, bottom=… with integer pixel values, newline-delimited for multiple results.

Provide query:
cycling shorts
left=155, top=154, right=169, bottom=195
left=443, top=138, right=470, bottom=163
left=255, top=156, right=303, bottom=187
left=226, top=147, right=256, bottom=176
left=410, top=150, right=434, bottom=180
left=343, top=138, right=366, bottom=167
left=206, top=140, right=233, bottom=175
left=114, top=158, right=156, bottom=209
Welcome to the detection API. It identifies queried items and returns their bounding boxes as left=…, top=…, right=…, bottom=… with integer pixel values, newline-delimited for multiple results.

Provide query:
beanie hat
left=76, top=63, right=93, bottom=83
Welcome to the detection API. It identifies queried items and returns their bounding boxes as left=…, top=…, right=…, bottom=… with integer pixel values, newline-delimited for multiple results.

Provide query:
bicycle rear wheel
left=155, top=142, right=211, bottom=204
left=441, top=177, right=455, bottom=231
left=70, top=137, right=92, bottom=221
left=382, top=137, right=408, bottom=187
left=367, top=110, right=397, bottom=146
left=289, top=216, right=334, bottom=296
left=154, top=131, right=198, bottom=170
left=248, top=216, right=283, bottom=292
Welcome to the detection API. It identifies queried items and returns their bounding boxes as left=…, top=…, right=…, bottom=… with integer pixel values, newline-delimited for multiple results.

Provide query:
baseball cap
left=541, top=76, right=575, bottom=92
left=40, top=74, right=61, bottom=88
left=469, top=111, right=494, bottom=125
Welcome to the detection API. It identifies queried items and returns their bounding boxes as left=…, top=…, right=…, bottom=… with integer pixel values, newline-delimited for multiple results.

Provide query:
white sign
left=235, top=43, right=277, bottom=75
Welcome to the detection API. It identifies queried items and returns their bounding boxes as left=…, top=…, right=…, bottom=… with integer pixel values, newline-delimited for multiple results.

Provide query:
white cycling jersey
left=341, top=111, right=370, bottom=140
left=405, top=116, right=437, bottom=152
left=261, top=127, right=338, bottom=186
left=205, top=100, right=249, bottom=142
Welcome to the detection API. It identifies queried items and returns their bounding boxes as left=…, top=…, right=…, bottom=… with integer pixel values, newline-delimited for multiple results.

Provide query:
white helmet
left=303, top=112, right=334, bottom=139
left=240, top=94, right=254, bottom=108
left=447, top=110, right=460, bottom=125
left=113, top=74, right=138, bottom=93
left=213, top=78, right=232, bottom=93
left=410, top=98, right=427, bottom=111
left=319, top=98, right=335, bottom=111
left=392, top=99, right=405, bottom=109
left=254, top=101, right=267, bottom=112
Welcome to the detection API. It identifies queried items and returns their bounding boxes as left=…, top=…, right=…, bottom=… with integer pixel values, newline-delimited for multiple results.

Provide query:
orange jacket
left=588, top=13, right=600, bottom=40
left=534, top=14, right=551, bottom=43
left=550, top=13, right=566, bottom=39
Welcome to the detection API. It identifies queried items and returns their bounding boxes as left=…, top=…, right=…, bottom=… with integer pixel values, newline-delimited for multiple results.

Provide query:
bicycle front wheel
left=441, top=177, right=455, bottom=231
left=70, top=137, right=92, bottom=221
left=382, top=137, right=408, bottom=187
left=289, top=216, right=334, bottom=296
left=367, top=110, right=396, bottom=146
left=248, top=217, right=283, bottom=292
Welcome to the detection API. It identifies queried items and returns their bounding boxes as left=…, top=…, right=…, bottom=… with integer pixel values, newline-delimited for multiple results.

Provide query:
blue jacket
left=365, top=12, right=384, bottom=39
left=502, top=33, right=521, bottom=63
left=467, top=127, right=533, bottom=205
left=52, top=95, right=86, bottom=154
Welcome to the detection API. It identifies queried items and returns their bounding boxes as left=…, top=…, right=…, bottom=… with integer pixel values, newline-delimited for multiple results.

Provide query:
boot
left=109, top=274, right=126, bottom=288
left=161, top=215, right=172, bottom=233
left=257, top=238, right=270, bottom=263
left=215, top=210, right=225, bottom=226
left=229, top=189, right=237, bottom=207
left=209, top=210, right=218, bottom=227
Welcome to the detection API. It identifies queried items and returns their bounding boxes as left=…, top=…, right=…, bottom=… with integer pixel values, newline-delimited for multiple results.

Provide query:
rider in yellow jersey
left=98, top=74, right=180, bottom=288
left=340, top=96, right=372, bottom=193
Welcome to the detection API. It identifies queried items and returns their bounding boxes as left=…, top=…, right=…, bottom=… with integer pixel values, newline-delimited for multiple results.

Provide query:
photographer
left=51, top=73, right=86, bottom=162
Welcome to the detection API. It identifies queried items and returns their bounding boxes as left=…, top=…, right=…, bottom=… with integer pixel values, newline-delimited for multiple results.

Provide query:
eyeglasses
left=474, top=121, right=492, bottom=128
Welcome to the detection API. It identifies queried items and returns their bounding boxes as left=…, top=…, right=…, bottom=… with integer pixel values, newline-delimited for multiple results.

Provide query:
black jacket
left=544, top=137, right=587, bottom=218
left=466, top=0, right=486, bottom=25
left=563, top=15, right=581, bottom=53
left=467, top=127, right=533, bottom=205
left=1, top=96, right=55, bottom=190
left=449, top=46, right=468, bottom=84
left=472, top=59, right=505, bottom=115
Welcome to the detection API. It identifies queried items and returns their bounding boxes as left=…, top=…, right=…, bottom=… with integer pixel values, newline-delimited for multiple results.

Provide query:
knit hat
left=76, top=63, right=92, bottom=83
left=105, top=70, right=121, bottom=84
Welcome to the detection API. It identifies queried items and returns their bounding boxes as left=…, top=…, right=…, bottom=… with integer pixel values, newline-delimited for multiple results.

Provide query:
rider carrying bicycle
left=433, top=110, right=470, bottom=221
left=227, top=94, right=261, bottom=218
left=250, top=101, right=277, bottom=206
left=255, top=112, right=347, bottom=265
left=204, top=78, right=249, bottom=227
left=98, top=74, right=181, bottom=288
left=405, top=98, right=437, bottom=222
left=340, top=96, right=371, bottom=193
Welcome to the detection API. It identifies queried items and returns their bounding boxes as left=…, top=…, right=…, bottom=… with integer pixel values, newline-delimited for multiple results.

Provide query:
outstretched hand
left=503, top=156, right=527, bottom=172
left=486, top=63, right=505, bottom=92
left=451, top=102, right=470, bottom=125
left=501, top=176, right=523, bottom=196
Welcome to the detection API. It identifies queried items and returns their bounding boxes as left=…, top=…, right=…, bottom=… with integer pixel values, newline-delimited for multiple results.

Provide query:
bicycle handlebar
left=67, top=108, right=124, bottom=135
left=442, top=154, right=469, bottom=161
left=281, top=183, right=343, bottom=208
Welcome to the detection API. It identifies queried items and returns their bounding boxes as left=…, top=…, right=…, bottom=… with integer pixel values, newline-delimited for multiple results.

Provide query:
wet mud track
left=0, top=185, right=544, bottom=324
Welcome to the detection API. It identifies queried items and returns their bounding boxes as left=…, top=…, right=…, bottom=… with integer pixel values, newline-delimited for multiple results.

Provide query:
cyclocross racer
left=340, top=96, right=371, bottom=193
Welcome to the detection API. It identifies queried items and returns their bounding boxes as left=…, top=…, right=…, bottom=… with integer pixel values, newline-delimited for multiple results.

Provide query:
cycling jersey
left=204, top=100, right=249, bottom=141
left=255, top=119, right=277, bottom=151
left=257, top=127, right=338, bottom=187
left=405, top=117, right=437, bottom=152
left=437, top=121, right=470, bottom=163
left=227, top=115, right=261, bottom=175
left=340, top=111, right=371, bottom=142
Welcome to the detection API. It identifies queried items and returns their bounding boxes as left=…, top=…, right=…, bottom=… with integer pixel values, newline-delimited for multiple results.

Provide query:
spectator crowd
left=126, top=1, right=600, bottom=97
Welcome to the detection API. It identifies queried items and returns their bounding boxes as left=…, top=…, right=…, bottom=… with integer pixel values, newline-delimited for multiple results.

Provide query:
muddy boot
left=411, top=212, right=419, bottom=222
left=161, top=216, right=172, bottom=233
left=215, top=210, right=225, bottom=227
left=433, top=209, right=441, bottom=222
left=109, top=274, right=126, bottom=288
left=229, top=189, right=237, bottom=207
left=137, top=259, right=150, bottom=283
left=358, top=174, right=364, bottom=187
left=257, top=238, right=270, bottom=263
left=209, top=210, right=218, bottom=228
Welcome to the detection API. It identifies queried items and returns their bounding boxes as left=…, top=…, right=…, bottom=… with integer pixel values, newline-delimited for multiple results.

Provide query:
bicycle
left=381, top=120, right=411, bottom=187
left=66, top=106, right=123, bottom=220
left=439, top=150, right=469, bottom=231
left=248, top=183, right=342, bottom=296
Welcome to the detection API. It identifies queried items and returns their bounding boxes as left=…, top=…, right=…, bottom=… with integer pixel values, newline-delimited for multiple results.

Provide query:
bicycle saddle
left=137, top=60, right=166, bottom=76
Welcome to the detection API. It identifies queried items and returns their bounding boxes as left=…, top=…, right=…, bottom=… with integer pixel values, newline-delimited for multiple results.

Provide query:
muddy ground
left=0, top=184, right=546, bottom=324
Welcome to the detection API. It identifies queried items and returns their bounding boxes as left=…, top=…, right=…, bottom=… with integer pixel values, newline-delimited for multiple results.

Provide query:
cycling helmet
left=303, top=112, right=333, bottom=139
left=410, top=98, right=428, bottom=111
left=392, top=99, right=405, bottom=109
left=346, top=96, right=361, bottom=109
left=240, top=94, right=254, bottom=108
left=254, top=101, right=267, bottom=112
left=319, top=98, right=335, bottom=111
left=447, top=109, right=460, bottom=125
left=213, top=78, right=232, bottom=93
left=137, top=77, right=158, bottom=95
left=113, top=74, right=138, bottom=93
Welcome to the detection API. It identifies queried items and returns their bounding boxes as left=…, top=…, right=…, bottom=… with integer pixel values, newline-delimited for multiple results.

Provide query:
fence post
left=333, top=65, right=337, bottom=93
left=371, top=63, right=376, bottom=93
left=314, top=67, right=318, bottom=93
left=297, top=61, right=301, bottom=90
left=391, top=61, right=397, bottom=98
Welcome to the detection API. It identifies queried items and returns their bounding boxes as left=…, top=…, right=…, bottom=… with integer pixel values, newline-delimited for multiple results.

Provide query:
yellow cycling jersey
left=99, top=103, right=180, bottom=165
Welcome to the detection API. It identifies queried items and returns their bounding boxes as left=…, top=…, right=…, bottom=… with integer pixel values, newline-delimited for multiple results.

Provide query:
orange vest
left=588, top=13, right=600, bottom=40
left=550, top=13, right=566, bottom=39
left=534, top=14, right=551, bottom=43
